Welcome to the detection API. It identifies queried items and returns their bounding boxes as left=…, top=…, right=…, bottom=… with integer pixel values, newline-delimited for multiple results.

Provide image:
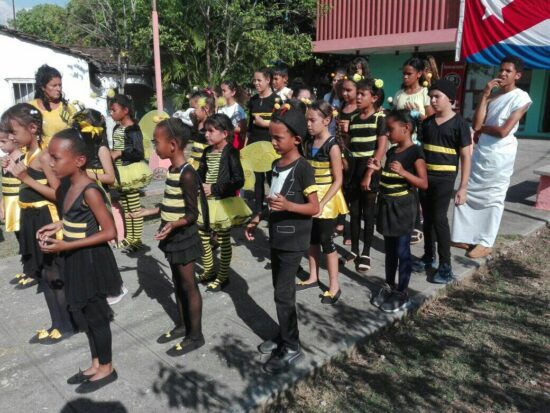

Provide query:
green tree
left=12, top=0, right=320, bottom=102
left=151, top=0, right=318, bottom=103
left=10, top=4, right=77, bottom=45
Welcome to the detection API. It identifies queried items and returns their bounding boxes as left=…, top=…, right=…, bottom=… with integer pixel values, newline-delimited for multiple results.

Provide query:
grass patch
left=264, top=228, right=550, bottom=413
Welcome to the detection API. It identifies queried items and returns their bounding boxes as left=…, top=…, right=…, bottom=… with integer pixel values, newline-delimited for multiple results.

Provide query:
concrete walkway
left=0, top=140, right=548, bottom=413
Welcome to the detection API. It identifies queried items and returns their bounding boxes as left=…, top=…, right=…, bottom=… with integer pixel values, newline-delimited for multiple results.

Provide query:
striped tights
left=199, top=229, right=232, bottom=285
left=121, top=190, right=143, bottom=244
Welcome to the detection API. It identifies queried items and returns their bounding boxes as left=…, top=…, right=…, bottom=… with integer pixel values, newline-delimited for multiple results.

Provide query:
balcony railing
left=316, top=0, right=461, bottom=42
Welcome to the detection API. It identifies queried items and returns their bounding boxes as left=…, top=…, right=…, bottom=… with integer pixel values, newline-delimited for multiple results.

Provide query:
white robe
left=452, top=88, right=531, bottom=247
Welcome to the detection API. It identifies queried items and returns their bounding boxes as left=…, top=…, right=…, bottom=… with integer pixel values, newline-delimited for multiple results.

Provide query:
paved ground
left=0, top=140, right=549, bottom=413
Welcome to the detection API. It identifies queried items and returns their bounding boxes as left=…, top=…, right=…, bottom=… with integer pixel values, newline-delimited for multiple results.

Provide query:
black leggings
left=170, top=262, right=203, bottom=339
left=253, top=171, right=272, bottom=215
left=310, top=218, right=336, bottom=254
left=349, top=191, right=377, bottom=256
left=84, top=298, right=113, bottom=365
left=271, top=248, right=303, bottom=351
left=419, top=175, right=455, bottom=266
left=42, top=259, right=72, bottom=333
left=384, top=234, right=412, bottom=292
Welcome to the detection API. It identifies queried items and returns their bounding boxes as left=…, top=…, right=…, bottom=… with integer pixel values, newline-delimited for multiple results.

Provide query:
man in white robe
left=452, top=56, right=532, bottom=258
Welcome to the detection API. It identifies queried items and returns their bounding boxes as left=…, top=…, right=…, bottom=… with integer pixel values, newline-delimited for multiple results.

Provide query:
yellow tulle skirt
left=113, top=161, right=153, bottom=191
left=317, top=184, right=349, bottom=219
left=198, top=196, right=252, bottom=230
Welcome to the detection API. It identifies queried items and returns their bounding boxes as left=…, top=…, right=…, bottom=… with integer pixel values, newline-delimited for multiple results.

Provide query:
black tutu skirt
left=376, top=191, right=418, bottom=237
left=158, top=222, right=202, bottom=265
left=19, top=206, right=56, bottom=277
left=63, top=243, right=122, bottom=308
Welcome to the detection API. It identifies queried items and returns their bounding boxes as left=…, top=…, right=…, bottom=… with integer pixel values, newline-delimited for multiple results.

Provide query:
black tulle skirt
left=63, top=243, right=122, bottom=308
left=19, top=206, right=56, bottom=277
left=158, top=222, right=202, bottom=265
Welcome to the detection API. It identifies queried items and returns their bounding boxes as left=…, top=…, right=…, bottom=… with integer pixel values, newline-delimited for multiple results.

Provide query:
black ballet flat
left=166, top=336, right=205, bottom=357
left=320, top=290, right=341, bottom=305
left=157, top=326, right=186, bottom=344
left=15, top=277, right=37, bottom=289
left=67, top=369, right=94, bottom=385
left=39, top=329, right=74, bottom=345
left=75, top=369, right=118, bottom=394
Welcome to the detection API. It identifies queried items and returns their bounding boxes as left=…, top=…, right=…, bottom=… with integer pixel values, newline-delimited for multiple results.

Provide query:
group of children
left=3, top=54, right=531, bottom=381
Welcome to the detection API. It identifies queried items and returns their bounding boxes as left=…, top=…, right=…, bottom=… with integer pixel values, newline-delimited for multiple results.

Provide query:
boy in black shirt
left=415, top=79, right=471, bottom=283
left=245, top=103, right=319, bottom=374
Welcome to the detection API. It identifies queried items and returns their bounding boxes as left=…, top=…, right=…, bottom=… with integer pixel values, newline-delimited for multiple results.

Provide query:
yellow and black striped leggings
left=120, top=190, right=143, bottom=244
left=199, top=229, right=232, bottom=282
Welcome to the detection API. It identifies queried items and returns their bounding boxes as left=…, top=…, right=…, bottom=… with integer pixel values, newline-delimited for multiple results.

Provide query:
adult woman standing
left=29, top=65, right=76, bottom=147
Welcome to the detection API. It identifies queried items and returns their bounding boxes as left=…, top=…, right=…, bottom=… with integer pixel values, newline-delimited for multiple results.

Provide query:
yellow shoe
left=37, top=329, right=50, bottom=340
left=19, top=277, right=33, bottom=285
left=14, top=273, right=25, bottom=279
left=49, top=329, right=62, bottom=340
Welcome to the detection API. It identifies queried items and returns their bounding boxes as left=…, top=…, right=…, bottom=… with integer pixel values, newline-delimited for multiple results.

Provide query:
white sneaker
left=107, top=286, right=128, bottom=306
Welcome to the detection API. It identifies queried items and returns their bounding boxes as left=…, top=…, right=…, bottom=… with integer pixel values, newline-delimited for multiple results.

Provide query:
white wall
left=0, top=33, right=104, bottom=116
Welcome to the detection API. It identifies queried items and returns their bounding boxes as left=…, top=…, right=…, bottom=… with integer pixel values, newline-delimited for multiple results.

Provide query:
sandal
left=356, top=255, right=371, bottom=272
left=339, top=251, right=357, bottom=265
left=410, top=230, right=424, bottom=245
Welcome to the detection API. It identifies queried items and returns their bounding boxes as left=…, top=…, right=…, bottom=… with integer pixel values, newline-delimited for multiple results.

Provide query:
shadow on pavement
left=60, top=398, right=127, bottom=413
left=131, top=248, right=179, bottom=326
left=223, top=268, right=279, bottom=341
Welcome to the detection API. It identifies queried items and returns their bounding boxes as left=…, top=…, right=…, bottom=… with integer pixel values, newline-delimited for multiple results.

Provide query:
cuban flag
left=456, top=0, right=550, bottom=69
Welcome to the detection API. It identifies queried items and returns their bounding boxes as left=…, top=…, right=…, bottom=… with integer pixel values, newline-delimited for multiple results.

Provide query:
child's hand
left=313, top=201, right=325, bottom=218
left=245, top=216, right=260, bottom=241
left=155, top=222, right=175, bottom=240
left=367, top=158, right=381, bottom=171
left=389, top=161, right=404, bottom=176
left=268, top=193, right=289, bottom=212
left=203, top=183, right=212, bottom=197
left=245, top=223, right=257, bottom=241
left=361, top=175, right=372, bottom=191
left=1, top=156, right=9, bottom=169
left=6, top=160, right=27, bottom=179
left=339, top=120, right=350, bottom=133
left=36, top=222, right=62, bottom=240
left=455, top=188, right=468, bottom=206
left=127, top=208, right=155, bottom=219
left=253, top=114, right=263, bottom=125
left=473, top=130, right=481, bottom=144
left=39, top=238, right=68, bottom=254
left=0, top=201, right=5, bottom=222
left=483, top=78, right=502, bottom=97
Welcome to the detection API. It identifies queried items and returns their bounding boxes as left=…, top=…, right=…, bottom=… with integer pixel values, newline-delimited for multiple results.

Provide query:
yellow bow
left=80, top=121, right=104, bottom=138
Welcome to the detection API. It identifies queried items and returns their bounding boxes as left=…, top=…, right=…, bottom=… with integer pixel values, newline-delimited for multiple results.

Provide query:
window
left=10, top=80, right=35, bottom=104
